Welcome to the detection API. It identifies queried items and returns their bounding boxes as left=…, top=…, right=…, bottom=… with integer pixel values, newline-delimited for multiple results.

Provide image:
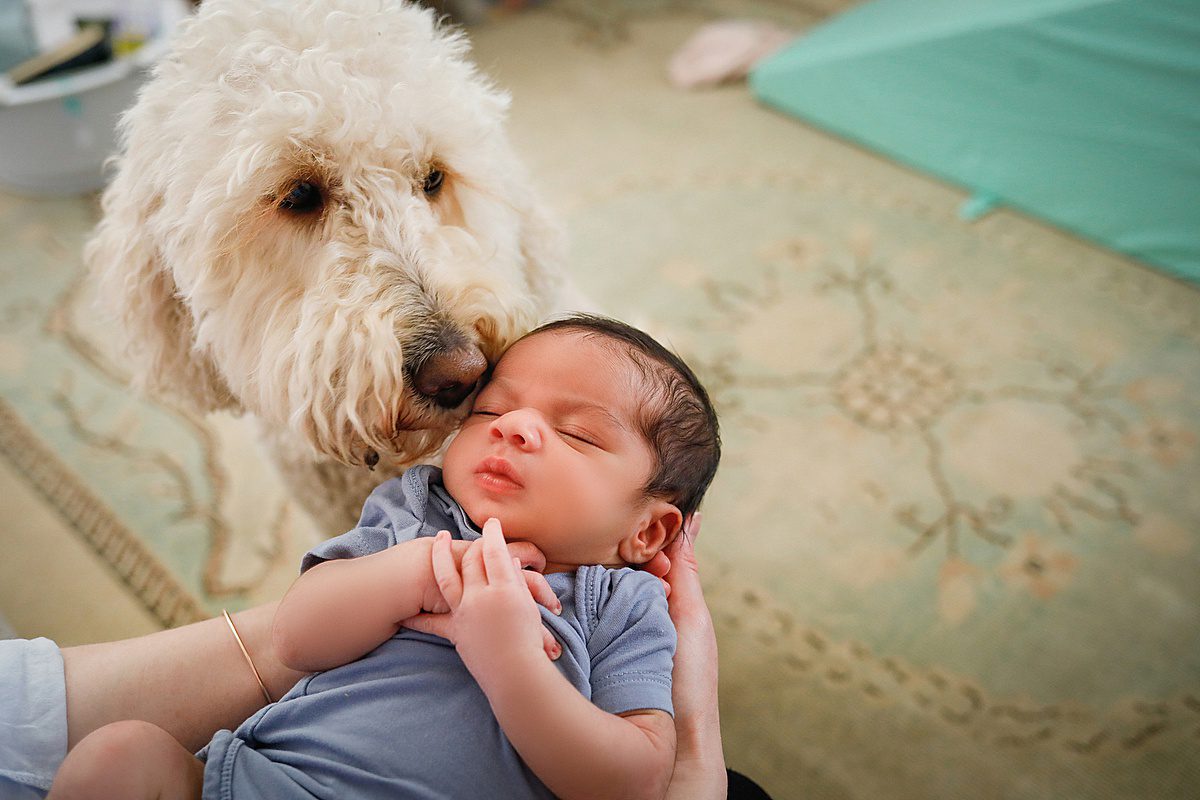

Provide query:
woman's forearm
left=667, top=614, right=725, bottom=800
left=62, top=602, right=307, bottom=752
left=667, top=709, right=727, bottom=800
left=478, top=652, right=675, bottom=800
left=656, top=515, right=727, bottom=800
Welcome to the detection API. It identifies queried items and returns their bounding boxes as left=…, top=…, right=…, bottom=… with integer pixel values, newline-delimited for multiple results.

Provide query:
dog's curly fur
left=87, top=0, right=572, bottom=530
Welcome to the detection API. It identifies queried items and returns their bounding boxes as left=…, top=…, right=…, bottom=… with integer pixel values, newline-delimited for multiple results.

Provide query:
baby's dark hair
left=521, top=313, right=721, bottom=523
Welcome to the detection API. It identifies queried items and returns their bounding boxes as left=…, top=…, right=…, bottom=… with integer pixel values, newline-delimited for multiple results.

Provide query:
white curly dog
left=87, top=0, right=578, bottom=532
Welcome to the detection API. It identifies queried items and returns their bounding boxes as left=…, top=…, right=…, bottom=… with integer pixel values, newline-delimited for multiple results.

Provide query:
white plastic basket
left=0, top=40, right=164, bottom=196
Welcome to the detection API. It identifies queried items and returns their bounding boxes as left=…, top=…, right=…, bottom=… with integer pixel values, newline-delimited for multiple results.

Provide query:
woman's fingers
left=480, top=518, right=521, bottom=586
left=431, top=531, right=464, bottom=609
left=643, top=550, right=670, bottom=580
left=645, top=512, right=704, bottom=598
left=643, top=550, right=672, bottom=597
left=681, top=510, right=702, bottom=548
left=659, top=512, right=720, bottom=716
left=662, top=513, right=705, bottom=615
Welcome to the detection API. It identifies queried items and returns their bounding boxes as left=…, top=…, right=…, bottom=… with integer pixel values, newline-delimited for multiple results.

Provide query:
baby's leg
left=48, top=719, right=205, bottom=800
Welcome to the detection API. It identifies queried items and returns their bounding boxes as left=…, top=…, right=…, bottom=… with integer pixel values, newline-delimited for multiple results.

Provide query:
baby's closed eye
left=558, top=427, right=599, bottom=447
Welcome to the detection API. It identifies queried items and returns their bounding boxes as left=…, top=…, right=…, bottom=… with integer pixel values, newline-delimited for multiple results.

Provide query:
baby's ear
left=619, top=502, right=683, bottom=566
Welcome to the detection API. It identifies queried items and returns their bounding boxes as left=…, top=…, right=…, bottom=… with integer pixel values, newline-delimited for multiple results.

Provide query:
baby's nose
left=489, top=409, right=543, bottom=451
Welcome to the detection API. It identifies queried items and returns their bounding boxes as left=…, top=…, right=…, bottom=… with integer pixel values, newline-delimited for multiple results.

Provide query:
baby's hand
left=403, top=520, right=561, bottom=662
left=416, top=534, right=555, bottom=618
left=406, top=520, right=563, bottom=668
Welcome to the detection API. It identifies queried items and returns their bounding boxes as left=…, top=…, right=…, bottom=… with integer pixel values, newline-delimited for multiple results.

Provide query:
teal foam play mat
left=751, top=0, right=1200, bottom=284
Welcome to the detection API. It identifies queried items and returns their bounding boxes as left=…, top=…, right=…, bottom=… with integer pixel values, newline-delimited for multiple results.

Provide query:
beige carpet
left=1, top=4, right=1198, bottom=799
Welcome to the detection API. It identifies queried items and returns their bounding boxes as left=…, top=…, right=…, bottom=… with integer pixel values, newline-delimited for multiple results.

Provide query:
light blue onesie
left=198, top=465, right=676, bottom=800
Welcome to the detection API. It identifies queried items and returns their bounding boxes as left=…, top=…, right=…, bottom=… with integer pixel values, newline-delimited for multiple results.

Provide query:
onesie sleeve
left=583, top=567, right=676, bottom=717
left=299, top=474, right=425, bottom=573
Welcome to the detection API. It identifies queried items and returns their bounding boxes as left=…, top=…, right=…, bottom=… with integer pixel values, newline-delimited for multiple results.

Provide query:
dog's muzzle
left=411, top=328, right=488, bottom=410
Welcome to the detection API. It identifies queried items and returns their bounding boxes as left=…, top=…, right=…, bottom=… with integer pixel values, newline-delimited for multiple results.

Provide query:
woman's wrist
left=665, top=758, right=728, bottom=800
left=675, top=704, right=725, bottom=767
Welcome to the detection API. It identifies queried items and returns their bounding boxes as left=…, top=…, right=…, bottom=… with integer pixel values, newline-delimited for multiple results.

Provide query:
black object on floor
left=728, top=768, right=774, bottom=799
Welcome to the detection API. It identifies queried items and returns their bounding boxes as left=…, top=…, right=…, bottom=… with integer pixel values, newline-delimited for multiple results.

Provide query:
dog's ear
left=85, top=190, right=238, bottom=414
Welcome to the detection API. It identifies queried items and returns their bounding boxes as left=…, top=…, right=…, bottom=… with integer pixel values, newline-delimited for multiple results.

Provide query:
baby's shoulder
left=573, top=565, right=668, bottom=632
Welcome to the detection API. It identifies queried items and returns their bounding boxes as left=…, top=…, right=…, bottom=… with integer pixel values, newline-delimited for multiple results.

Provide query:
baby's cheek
left=441, top=460, right=464, bottom=497
left=442, top=433, right=477, bottom=490
left=542, top=479, right=586, bottom=519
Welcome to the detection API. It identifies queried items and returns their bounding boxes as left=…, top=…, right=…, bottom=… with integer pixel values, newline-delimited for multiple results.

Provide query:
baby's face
left=442, top=330, right=658, bottom=568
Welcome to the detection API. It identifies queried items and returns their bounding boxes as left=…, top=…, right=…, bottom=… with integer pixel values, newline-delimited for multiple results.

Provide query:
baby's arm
left=273, top=534, right=561, bottom=673
left=484, top=654, right=676, bottom=800
left=431, top=524, right=675, bottom=800
left=272, top=537, right=438, bottom=672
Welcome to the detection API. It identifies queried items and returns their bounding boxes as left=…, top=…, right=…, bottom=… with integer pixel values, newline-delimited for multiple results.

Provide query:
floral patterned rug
left=1, top=4, right=1197, bottom=799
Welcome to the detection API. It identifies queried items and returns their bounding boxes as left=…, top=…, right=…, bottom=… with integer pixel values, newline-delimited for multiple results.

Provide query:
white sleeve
left=0, top=637, right=68, bottom=797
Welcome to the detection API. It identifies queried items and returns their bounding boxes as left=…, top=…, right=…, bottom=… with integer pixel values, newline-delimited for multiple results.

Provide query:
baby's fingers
left=542, top=628, right=562, bottom=661
left=505, top=540, right=547, bottom=573
left=481, top=518, right=521, bottom=586
left=401, top=612, right=455, bottom=643
left=522, top=570, right=562, bottom=616
left=431, top=531, right=463, bottom=609
left=460, top=537, right=487, bottom=587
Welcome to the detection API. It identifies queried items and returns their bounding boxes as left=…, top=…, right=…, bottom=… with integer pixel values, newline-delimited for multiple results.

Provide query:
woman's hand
left=642, top=513, right=728, bottom=800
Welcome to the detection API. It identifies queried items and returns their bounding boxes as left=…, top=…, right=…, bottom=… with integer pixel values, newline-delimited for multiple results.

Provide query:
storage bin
left=0, top=41, right=164, bottom=196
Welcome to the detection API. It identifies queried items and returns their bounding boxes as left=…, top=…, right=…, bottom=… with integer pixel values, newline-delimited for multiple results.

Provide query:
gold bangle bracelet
left=222, top=609, right=274, bottom=705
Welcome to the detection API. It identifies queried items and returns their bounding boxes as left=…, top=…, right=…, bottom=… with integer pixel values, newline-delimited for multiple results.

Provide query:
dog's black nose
left=414, top=341, right=487, bottom=409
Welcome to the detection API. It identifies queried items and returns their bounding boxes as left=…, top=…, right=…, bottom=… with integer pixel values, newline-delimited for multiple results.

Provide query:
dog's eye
left=279, top=181, right=323, bottom=214
left=422, top=169, right=444, bottom=198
